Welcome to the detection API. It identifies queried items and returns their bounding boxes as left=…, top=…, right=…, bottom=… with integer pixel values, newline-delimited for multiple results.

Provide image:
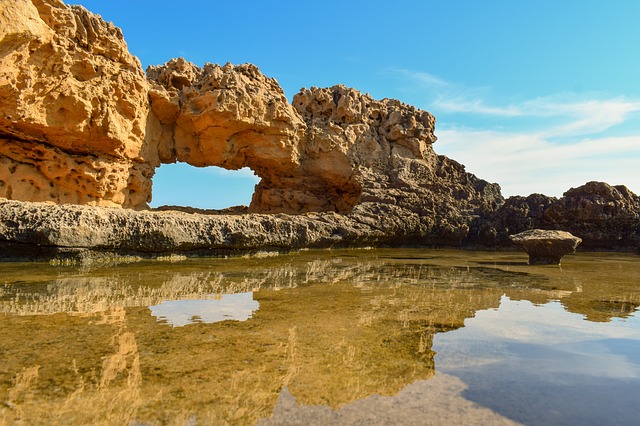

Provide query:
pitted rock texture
left=147, top=62, right=503, bottom=228
left=146, top=58, right=309, bottom=213
left=2, top=0, right=501, bottom=222
left=0, top=0, right=154, bottom=208
left=510, top=229, right=582, bottom=265
left=0, top=197, right=474, bottom=260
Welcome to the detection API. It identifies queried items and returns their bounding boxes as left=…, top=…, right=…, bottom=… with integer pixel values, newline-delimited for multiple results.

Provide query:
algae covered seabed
left=1, top=249, right=639, bottom=425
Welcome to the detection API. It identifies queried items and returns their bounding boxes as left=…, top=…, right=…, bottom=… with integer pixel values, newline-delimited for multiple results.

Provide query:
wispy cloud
left=210, top=166, right=260, bottom=180
left=434, top=97, right=523, bottom=117
left=391, top=69, right=453, bottom=89
left=437, top=128, right=640, bottom=197
left=391, top=69, right=640, bottom=197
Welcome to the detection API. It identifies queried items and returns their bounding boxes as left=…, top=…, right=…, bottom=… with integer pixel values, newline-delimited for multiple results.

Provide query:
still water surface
left=1, top=249, right=639, bottom=425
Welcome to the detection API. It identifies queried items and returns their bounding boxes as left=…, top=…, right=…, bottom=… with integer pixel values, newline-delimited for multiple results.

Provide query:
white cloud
left=434, top=97, right=523, bottom=117
left=392, top=69, right=640, bottom=197
left=435, top=296, right=640, bottom=379
left=210, top=166, right=260, bottom=180
left=437, top=128, right=640, bottom=197
left=391, top=68, right=453, bottom=89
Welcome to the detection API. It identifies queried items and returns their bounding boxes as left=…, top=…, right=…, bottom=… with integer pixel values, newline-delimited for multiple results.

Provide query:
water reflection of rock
left=0, top=307, right=144, bottom=425
left=1, top=250, right=638, bottom=424
left=502, top=254, right=640, bottom=322
left=0, top=257, right=525, bottom=316
left=0, top=256, right=506, bottom=424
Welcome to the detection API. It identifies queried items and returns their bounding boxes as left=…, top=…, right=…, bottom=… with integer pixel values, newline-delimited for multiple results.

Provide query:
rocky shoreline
left=0, top=1, right=638, bottom=261
left=2, top=178, right=639, bottom=262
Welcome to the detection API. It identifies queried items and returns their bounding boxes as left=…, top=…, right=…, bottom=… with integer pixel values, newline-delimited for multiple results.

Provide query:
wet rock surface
left=510, top=229, right=582, bottom=265
left=0, top=197, right=474, bottom=260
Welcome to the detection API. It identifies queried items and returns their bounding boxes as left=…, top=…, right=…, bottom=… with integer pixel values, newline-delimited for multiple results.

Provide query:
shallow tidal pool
left=0, top=249, right=639, bottom=425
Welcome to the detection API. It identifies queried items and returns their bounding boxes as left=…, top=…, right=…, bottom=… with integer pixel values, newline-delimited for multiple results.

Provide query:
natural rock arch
left=1, top=0, right=511, bottom=252
left=146, top=59, right=364, bottom=214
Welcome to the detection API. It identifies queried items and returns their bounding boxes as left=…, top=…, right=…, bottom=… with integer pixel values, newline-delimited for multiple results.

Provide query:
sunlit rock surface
left=0, top=0, right=153, bottom=208
left=1, top=0, right=638, bottom=256
left=0, top=0, right=504, bottom=255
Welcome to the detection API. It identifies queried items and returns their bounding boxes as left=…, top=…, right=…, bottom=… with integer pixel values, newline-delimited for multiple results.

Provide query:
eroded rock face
left=146, top=58, right=308, bottom=212
left=1, top=1, right=637, bottom=257
left=0, top=197, right=454, bottom=258
left=147, top=62, right=502, bottom=219
left=545, top=182, right=640, bottom=249
left=473, top=182, right=640, bottom=250
left=510, top=229, right=582, bottom=265
left=1, top=0, right=502, bottom=237
left=0, top=0, right=154, bottom=208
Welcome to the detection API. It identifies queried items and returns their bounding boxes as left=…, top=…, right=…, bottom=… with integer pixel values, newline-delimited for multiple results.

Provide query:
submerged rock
left=510, top=229, right=582, bottom=265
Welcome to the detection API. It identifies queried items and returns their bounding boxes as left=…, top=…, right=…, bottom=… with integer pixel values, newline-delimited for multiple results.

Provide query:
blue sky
left=74, top=1, right=640, bottom=208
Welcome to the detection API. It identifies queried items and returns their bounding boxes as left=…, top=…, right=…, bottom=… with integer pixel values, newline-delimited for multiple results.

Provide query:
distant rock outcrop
left=545, top=182, right=640, bottom=249
left=0, top=0, right=638, bottom=258
left=473, top=182, right=640, bottom=251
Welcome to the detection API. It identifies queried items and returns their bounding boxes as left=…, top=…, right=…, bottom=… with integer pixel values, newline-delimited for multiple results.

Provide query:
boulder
left=510, top=229, right=582, bottom=265
left=0, top=0, right=153, bottom=208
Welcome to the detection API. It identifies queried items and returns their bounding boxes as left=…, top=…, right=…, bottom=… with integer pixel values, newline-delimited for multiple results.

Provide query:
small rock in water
left=509, top=229, right=582, bottom=265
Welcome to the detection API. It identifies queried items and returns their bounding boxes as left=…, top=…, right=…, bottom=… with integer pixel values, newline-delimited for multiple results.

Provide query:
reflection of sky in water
left=434, top=296, right=640, bottom=426
left=150, top=292, right=259, bottom=326
left=437, top=295, right=640, bottom=378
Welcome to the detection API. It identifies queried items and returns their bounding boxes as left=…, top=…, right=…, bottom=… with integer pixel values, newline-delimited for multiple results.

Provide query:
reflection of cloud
left=435, top=296, right=640, bottom=379
left=391, top=69, right=640, bottom=197
left=150, top=292, right=260, bottom=326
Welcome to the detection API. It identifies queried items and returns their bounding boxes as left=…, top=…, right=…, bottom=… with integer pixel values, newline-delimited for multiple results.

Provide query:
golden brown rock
left=0, top=0, right=154, bottom=208
left=146, top=59, right=307, bottom=212
left=0, top=0, right=505, bottom=253
left=1, top=0, right=501, bottom=225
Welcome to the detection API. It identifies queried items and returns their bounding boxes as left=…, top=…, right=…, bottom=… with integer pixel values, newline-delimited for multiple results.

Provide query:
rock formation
left=545, top=182, right=640, bottom=249
left=0, top=0, right=638, bottom=258
left=146, top=59, right=502, bottom=220
left=510, top=229, right=582, bottom=265
left=474, top=182, right=640, bottom=251
left=0, top=0, right=153, bottom=208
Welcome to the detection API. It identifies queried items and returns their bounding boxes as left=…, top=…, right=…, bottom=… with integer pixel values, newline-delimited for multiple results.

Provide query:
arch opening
left=150, top=163, right=260, bottom=213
